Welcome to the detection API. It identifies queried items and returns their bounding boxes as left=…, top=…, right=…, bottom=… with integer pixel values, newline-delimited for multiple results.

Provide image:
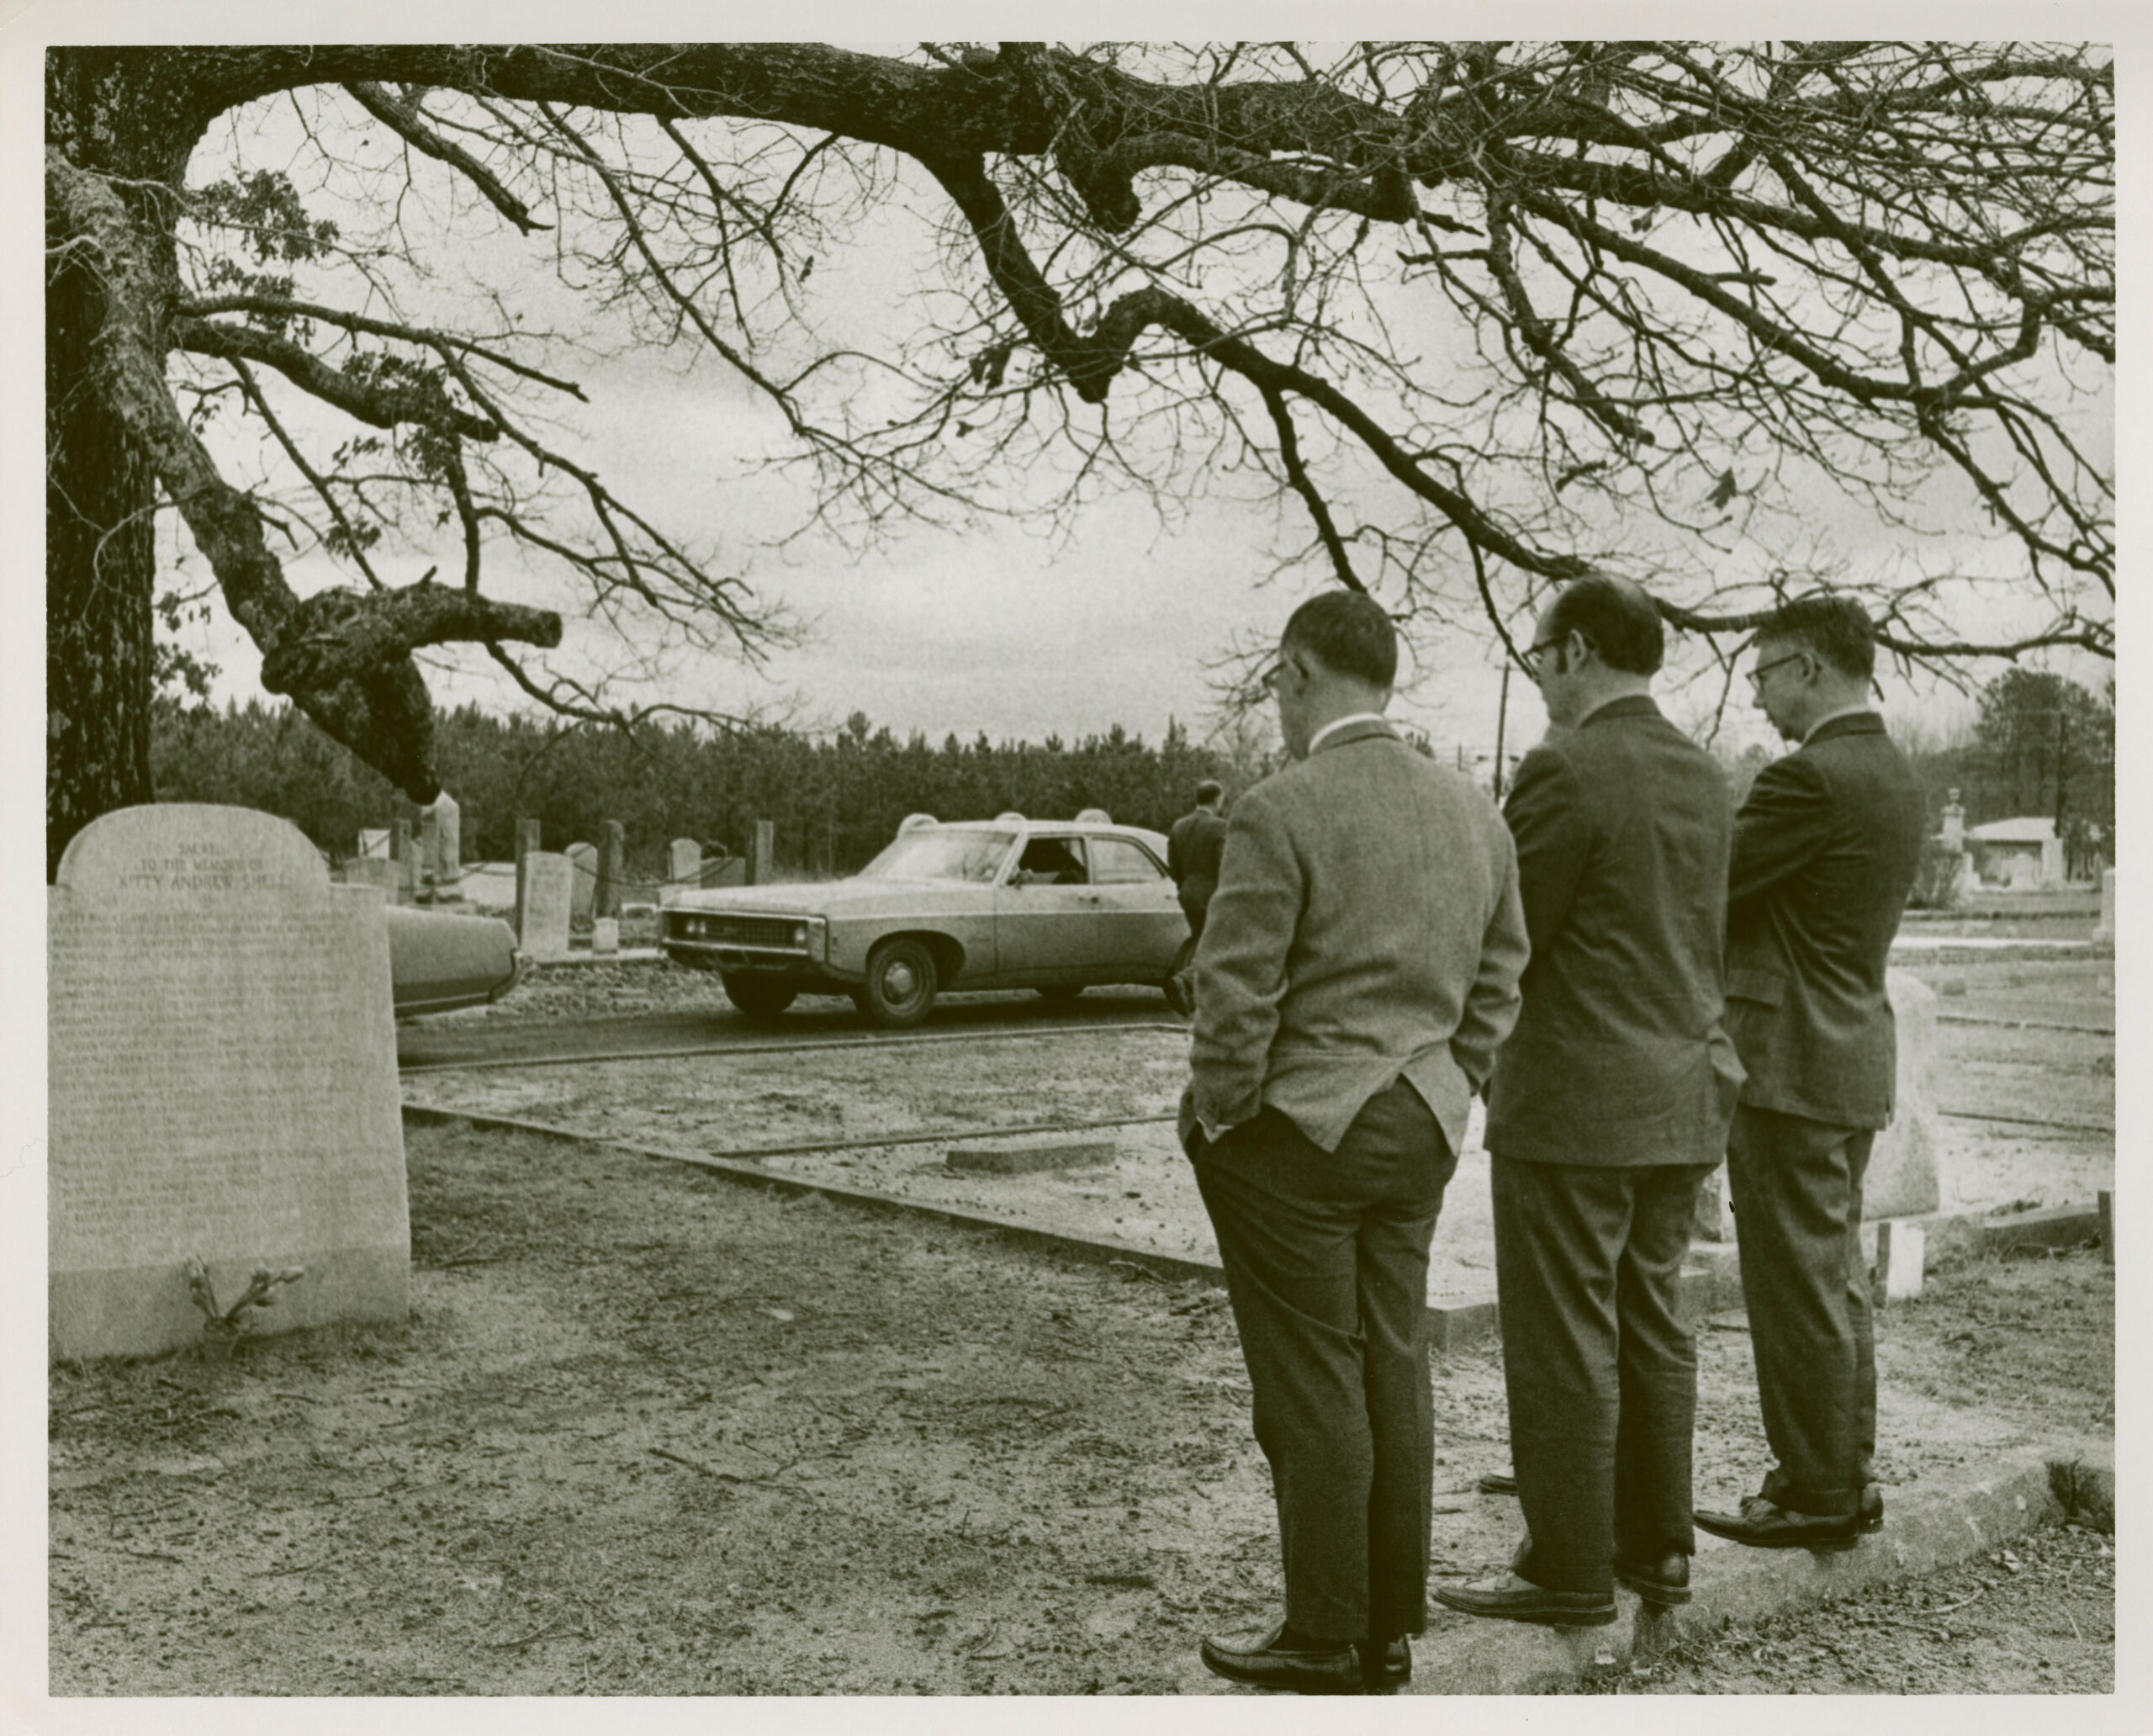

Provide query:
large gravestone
left=49, top=805, right=410, bottom=1361
left=567, top=841, right=599, bottom=929
left=519, top=851, right=574, bottom=959
left=1695, top=968, right=1942, bottom=1238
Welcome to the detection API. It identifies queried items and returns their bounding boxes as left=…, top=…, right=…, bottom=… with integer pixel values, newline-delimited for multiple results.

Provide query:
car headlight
left=791, top=922, right=808, bottom=947
left=806, top=916, right=828, bottom=961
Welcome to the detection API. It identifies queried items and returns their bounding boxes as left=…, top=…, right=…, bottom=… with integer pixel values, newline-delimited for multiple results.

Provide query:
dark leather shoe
left=1695, top=1495, right=1859, bottom=1551
left=1477, top=1470, right=1518, bottom=1495
left=1200, top=1623, right=1363, bottom=1694
left=1360, top=1635, right=1410, bottom=1688
left=1859, top=1483, right=1884, bottom=1533
left=1434, top=1572, right=1615, bottom=1628
left=1614, top=1552, right=1691, bottom=1607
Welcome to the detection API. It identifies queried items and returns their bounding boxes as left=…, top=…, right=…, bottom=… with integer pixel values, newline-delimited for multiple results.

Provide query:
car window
left=1013, top=836, right=1087, bottom=886
left=1089, top=837, right=1167, bottom=884
left=859, top=828, right=1015, bottom=883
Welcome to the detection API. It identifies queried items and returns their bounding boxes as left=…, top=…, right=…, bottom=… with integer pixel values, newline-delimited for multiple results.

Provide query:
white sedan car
left=660, top=816, right=1192, bottom=1026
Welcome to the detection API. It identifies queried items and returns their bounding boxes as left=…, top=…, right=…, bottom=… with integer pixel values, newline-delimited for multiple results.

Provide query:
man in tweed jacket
left=1182, top=590, right=1527, bottom=1693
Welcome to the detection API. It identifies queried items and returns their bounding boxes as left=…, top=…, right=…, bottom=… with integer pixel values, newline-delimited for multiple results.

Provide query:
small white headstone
left=1861, top=970, right=1942, bottom=1218
left=1881, top=1221, right=1926, bottom=1301
left=519, top=851, right=574, bottom=960
left=358, top=828, right=390, bottom=859
left=567, top=841, right=599, bottom=927
left=592, top=917, right=620, bottom=955
left=668, top=838, right=702, bottom=886
left=48, top=805, right=410, bottom=1360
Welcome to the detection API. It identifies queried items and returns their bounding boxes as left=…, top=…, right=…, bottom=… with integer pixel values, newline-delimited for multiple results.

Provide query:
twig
left=118, top=1548, right=184, bottom=1564
left=489, top=1618, right=574, bottom=1650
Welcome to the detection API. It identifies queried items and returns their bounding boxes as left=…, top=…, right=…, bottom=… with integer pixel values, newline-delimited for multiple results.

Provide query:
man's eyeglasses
left=1746, top=653, right=1809, bottom=691
left=1258, top=657, right=1303, bottom=692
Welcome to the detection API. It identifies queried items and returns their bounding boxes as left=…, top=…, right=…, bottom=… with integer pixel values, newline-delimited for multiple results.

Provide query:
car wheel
left=1034, top=984, right=1084, bottom=1005
left=860, top=937, right=938, bottom=1028
left=722, top=976, right=800, bottom=1020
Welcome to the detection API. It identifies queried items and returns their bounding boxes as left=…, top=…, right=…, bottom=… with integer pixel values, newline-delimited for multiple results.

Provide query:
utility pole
left=1492, top=664, right=1512, bottom=801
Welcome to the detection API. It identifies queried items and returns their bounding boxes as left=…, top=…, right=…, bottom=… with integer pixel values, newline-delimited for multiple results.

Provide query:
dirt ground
left=50, top=1111, right=2112, bottom=1696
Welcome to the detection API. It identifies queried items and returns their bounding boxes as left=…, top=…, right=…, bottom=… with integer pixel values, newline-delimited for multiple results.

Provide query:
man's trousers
left=1191, top=1081, right=1454, bottom=1643
left=1725, top=1104, right=1876, bottom=1518
left=1489, top=1156, right=1713, bottom=1595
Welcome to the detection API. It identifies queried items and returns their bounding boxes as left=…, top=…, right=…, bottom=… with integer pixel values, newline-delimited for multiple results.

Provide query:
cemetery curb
left=1394, top=1442, right=2112, bottom=1695
left=400, top=1104, right=1585, bottom=1347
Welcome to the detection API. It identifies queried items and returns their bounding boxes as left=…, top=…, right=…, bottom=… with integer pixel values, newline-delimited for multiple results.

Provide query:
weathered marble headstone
left=358, top=827, right=390, bottom=859
left=518, top=851, right=574, bottom=960
left=591, top=917, right=620, bottom=956
left=421, top=791, right=462, bottom=892
left=1694, top=967, right=1941, bottom=1239
left=566, top=841, right=599, bottom=929
left=49, top=805, right=410, bottom=1361
left=2094, top=867, right=2115, bottom=943
left=668, top=838, right=701, bottom=886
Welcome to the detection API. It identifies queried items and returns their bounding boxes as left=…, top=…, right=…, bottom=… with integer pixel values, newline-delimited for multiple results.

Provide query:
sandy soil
left=50, top=1116, right=2111, bottom=1696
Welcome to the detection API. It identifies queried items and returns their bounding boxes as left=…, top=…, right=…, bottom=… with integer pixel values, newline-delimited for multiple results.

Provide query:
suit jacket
left=1182, top=718, right=1528, bottom=1157
left=1486, top=696, right=1741, bottom=1167
left=1725, top=712, right=1925, bottom=1129
left=1167, top=806, right=1229, bottom=910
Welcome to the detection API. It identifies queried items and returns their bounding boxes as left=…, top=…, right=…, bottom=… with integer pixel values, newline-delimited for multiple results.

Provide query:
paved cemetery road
left=396, top=987, right=1186, bottom=1072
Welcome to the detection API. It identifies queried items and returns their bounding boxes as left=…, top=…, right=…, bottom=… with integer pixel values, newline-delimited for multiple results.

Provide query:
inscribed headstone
left=519, top=851, right=574, bottom=960
left=668, top=838, right=701, bottom=886
left=567, top=841, right=599, bottom=928
left=49, top=804, right=409, bottom=1361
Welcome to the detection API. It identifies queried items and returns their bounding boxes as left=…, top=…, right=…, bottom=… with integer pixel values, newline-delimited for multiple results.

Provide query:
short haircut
left=1282, top=590, right=1398, bottom=687
left=1544, top=573, right=1664, bottom=675
left=1755, top=593, right=1875, bottom=681
left=1194, top=780, right=1224, bottom=805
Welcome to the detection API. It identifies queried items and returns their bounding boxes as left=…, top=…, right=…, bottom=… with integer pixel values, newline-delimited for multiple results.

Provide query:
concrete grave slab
left=48, top=804, right=410, bottom=1361
left=947, top=1135, right=1119, bottom=1175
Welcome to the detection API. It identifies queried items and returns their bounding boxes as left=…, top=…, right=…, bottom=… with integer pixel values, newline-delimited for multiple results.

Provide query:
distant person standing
left=1696, top=595, right=1925, bottom=1551
left=1168, top=780, right=1230, bottom=942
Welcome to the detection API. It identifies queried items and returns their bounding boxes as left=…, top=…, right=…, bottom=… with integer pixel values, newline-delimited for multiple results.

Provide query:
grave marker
left=48, top=805, right=410, bottom=1361
left=668, top=838, right=701, bottom=887
left=518, top=851, right=574, bottom=960
left=567, top=841, right=599, bottom=929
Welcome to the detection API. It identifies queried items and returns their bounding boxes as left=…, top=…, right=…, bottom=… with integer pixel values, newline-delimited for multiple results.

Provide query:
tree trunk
left=46, top=201, right=157, bottom=881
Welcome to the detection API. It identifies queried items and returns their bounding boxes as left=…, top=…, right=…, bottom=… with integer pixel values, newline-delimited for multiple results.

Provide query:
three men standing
left=1183, top=591, right=1529, bottom=1691
left=1698, top=596, right=1926, bottom=1549
left=1439, top=575, right=1742, bottom=1628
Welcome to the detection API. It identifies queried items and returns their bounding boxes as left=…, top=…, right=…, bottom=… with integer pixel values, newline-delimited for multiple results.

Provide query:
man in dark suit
left=1437, top=575, right=1740, bottom=1629
left=1167, top=780, right=1230, bottom=942
left=1183, top=590, right=1528, bottom=1692
left=1697, top=595, right=1925, bottom=1549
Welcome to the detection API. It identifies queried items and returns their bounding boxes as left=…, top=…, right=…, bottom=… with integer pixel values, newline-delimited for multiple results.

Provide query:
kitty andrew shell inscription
left=48, top=804, right=409, bottom=1360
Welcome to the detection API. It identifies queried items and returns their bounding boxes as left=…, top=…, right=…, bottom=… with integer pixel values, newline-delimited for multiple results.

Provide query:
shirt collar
left=1307, top=712, right=1393, bottom=754
left=1802, top=703, right=1874, bottom=744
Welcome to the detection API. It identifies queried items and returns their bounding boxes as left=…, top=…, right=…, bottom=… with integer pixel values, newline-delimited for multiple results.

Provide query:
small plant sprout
left=185, top=1256, right=306, bottom=1348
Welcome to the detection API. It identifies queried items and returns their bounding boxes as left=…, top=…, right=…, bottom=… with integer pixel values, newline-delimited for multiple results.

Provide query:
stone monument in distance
left=49, top=804, right=410, bottom=1361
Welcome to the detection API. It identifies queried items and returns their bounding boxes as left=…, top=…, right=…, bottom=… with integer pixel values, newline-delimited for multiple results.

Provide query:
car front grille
left=671, top=913, right=799, bottom=949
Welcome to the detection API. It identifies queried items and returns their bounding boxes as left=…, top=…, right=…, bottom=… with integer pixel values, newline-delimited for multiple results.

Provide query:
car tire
left=722, top=976, right=800, bottom=1020
left=1034, top=984, right=1084, bottom=1005
left=860, top=937, right=939, bottom=1028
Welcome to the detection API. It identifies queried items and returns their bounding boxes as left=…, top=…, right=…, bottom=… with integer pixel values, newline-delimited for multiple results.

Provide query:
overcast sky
left=123, top=34, right=2119, bottom=775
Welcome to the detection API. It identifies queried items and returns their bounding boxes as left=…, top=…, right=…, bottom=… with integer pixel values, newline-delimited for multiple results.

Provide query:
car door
left=992, top=835, right=1100, bottom=984
left=1083, top=834, right=1188, bottom=975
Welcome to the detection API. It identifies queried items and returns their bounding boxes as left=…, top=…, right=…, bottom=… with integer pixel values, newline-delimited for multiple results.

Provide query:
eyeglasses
left=1258, top=657, right=1303, bottom=693
left=1526, top=634, right=1565, bottom=664
left=1746, top=653, right=1810, bottom=691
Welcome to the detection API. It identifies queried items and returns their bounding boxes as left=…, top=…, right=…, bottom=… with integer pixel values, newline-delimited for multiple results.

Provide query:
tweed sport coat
left=1484, top=695, right=1743, bottom=1168
left=1725, top=711, right=1926, bottom=1130
left=1181, top=718, right=1528, bottom=1157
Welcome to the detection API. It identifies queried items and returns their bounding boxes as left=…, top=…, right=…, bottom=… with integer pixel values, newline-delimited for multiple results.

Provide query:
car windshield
left=858, top=828, right=1015, bottom=884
